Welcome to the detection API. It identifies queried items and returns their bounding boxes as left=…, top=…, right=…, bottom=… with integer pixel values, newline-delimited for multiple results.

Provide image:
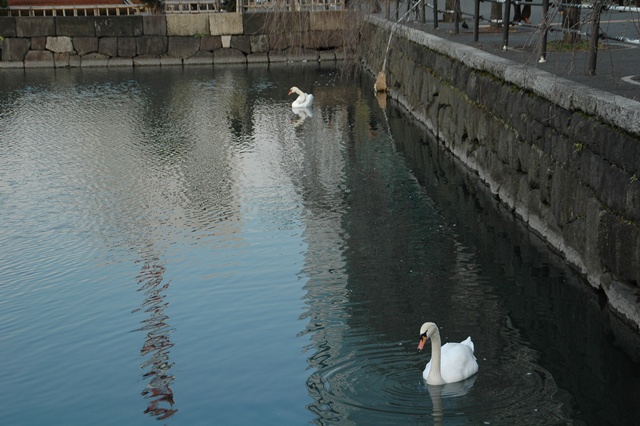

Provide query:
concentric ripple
left=305, top=339, right=572, bottom=424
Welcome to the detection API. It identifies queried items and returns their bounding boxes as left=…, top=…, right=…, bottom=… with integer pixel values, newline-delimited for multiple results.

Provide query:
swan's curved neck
left=428, top=330, right=445, bottom=385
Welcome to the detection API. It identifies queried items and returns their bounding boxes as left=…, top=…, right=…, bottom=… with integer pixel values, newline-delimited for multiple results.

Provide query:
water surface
left=1, top=64, right=638, bottom=425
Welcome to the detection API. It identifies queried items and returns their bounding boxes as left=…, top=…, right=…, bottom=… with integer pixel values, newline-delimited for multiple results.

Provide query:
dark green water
left=0, top=64, right=638, bottom=425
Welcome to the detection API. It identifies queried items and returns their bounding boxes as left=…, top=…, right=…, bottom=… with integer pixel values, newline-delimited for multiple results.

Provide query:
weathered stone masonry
left=363, top=16, right=640, bottom=332
left=0, top=12, right=346, bottom=67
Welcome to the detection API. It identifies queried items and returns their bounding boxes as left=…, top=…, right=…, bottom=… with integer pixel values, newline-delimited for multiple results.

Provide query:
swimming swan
left=288, top=86, right=314, bottom=108
left=418, top=322, right=478, bottom=385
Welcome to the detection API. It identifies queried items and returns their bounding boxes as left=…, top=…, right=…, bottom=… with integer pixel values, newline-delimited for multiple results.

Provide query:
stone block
left=143, top=15, right=166, bottom=36
left=286, top=47, right=318, bottom=62
left=166, top=15, right=208, bottom=36
left=210, top=13, right=243, bottom=36
left=118, top=37, right=137, bottom=58
left=284, top=32, right=305, bottom=48
left=319, top=50, right=335, bottom=62
left=137, top=36, right=168, bottom=56
left=268, top=50, right=287, bottom=62
left=269, top=34, right=289, bottom=51
left=0, top=61, right=24, bottom=68
left=1, top=38, right=30, bottom=62
left=242, top=12, right=268, bottom=35
left=309, top=11, right=346, bottom=31
left=108, top=57, right=133, bottom=67
left=95, top=16, right=143, bottom=37
left=81, top=52, right=109, bottom=67
left=159, top=56, right=182, bottom=66
left=98, top=37, right=118, bottom=57
left=31, top=36, right=46, bottom=50
left=200, top=36, right=221, bottom=52
left=304, top=30, right=341, bottom=50
left=600, top=213, right=640, bottom=285
left=46, top=36, right=74, bottom=54
left=626, top=179, right=640, bottom=223
left=213, top=48, right=245, bottom=64
left=56, top=17, right=95, bottom=37
left=230, top=35, right=250, bottom=54
left=0, top=17, right=16, bottom=37
left=73, top=37, right=98, bottom=56
left=134, top=55, right=161, bottom=67
left=53, top=52, right=69, bottom=68
left=69, top=54, right=81, bottom=68
left=247, top=52, right=269, bottom=63
left=167, top=36, right=200, bottom=59
left=250, top=34, right=268, bottom=53
left=184, top=51, right=212, bottom=65
left=16, top=17, right=55, bottom=37
left=24, top=50, right=54, bottom=67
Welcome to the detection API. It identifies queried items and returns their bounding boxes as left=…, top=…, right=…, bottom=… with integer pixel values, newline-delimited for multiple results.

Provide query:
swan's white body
left=289, top=86, right=314, bottom=108
left=418, top=322, right=478, bottom=385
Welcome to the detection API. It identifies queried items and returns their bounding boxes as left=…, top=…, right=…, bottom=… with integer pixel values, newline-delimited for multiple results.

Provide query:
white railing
left=162, top=0, right=226, bottom=13
left=4, top=4, right=152, bottom=16
left=241, top=0, right=346, bottom=12
left=1, top=0, right=346, bottom=16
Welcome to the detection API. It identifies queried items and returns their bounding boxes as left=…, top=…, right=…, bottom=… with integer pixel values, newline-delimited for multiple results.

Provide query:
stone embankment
left=0, top=12, right=345, bottom=67
left=363, top=16, right=640, bottom=335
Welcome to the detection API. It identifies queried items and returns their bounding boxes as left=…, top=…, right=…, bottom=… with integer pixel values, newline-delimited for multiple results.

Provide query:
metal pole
left=454, top=0, right=460, bottom=33
left=433, top=0, right=438, bottom=28
left=502, top=0, right=511, bottom=49
left=538, top=0, right=549, bottom=62
left=474, top=0, right=480, bottom=41
left=421, top=0, right=426, bottom=23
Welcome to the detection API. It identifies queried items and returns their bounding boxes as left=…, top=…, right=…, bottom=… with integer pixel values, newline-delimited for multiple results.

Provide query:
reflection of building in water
left=133, top=256, right=177, bottom=420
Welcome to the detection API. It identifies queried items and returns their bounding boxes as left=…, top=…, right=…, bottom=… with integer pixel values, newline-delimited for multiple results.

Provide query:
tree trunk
left=562, top=0, right=582, bottom=44
left=443, top=0, right=455, bottom=22
left=490, top=2, right=502, bottom=28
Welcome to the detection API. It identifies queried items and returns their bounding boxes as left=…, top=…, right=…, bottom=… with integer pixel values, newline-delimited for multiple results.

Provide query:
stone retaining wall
left=0, top=12, right=346, bottom=67
left=363, top=16, right=640, bottom=331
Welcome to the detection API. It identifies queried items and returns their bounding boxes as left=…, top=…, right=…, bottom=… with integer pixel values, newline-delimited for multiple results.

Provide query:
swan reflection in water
left=291, top=106, right=313, bottom=128
left=133, top=256, right=177, bottom=420
left=426, top=375, right=477, bottom=425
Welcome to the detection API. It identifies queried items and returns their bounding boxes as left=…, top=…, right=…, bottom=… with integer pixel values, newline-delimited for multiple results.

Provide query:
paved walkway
left=386, top=2, right=640, bottom=102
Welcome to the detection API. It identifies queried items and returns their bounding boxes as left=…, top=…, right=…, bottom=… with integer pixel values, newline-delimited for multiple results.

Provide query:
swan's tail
left=461, top=336, right=474, bottom=352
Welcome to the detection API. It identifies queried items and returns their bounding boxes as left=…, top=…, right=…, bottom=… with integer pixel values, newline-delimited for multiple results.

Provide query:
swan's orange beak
left=288, top=89, right=293, bottom=95
left=418, top=335, right=427, bottom=351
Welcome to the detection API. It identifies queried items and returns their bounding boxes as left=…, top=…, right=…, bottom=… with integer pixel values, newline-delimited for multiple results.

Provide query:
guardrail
left=2, top=4, right=152, bottom=16
left=239, top=0, right=345, bottom=12
left=0, top=0, right=346, bottom=16
left=162, top=0, right=227, bottom=13
left=384, top=0, right=640, bottom=75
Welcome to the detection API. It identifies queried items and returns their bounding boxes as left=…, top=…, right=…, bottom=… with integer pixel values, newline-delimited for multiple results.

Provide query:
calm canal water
left=1, top=64, right=639, bottom=425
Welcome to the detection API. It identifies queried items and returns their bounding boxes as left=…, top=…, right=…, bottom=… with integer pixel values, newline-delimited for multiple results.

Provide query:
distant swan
left=418, top=322, right=478, bottom=385
left=288, top=86, right=314, bottom=108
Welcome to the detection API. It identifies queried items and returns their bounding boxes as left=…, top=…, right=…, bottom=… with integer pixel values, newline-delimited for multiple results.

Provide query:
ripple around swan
left=306, top=339, right=572, bottom=425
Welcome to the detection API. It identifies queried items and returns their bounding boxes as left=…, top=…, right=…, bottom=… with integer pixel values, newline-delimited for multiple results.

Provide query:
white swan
left=418, top=322, right=478, bottom=385
left=288, top=86, right=314, bottom=108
